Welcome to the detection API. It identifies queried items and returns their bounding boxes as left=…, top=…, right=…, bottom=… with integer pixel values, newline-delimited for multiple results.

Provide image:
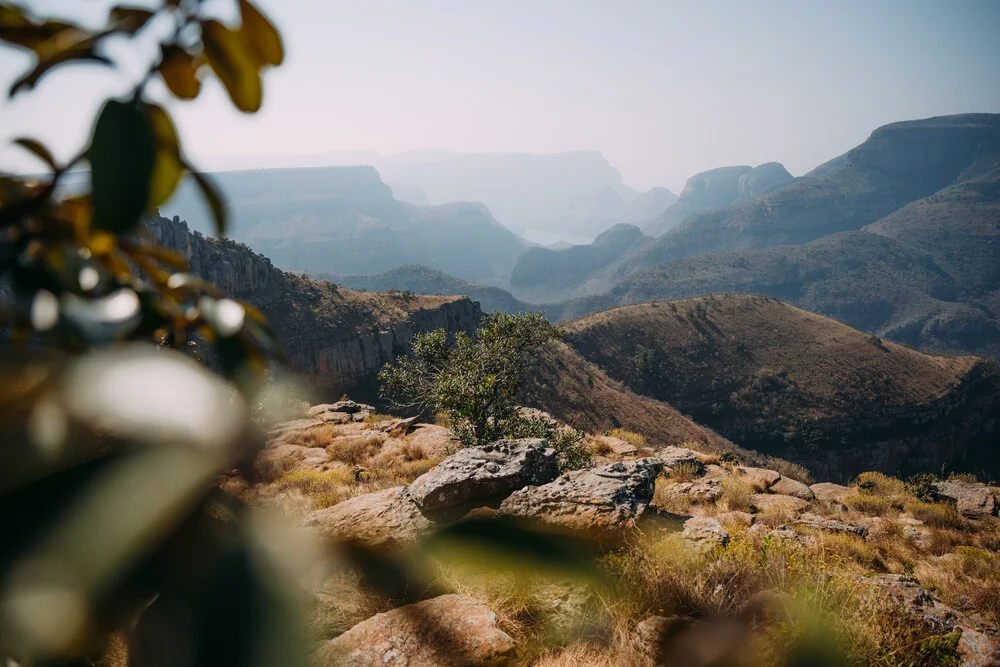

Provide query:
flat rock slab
left=599, top=436, right=639, bottom=457
left=770, top=477, right=815, bottom=500
left=302, top=486, right=432, bottom=548
left=934, top=480, right=996, bottom=518
left=795, top=512, right=867, bottom=538
left=738, top=467, right=781, bottom=490
left=316, top=594, right=516, bottom=667
left=681, top=516, right=730, bottom=550
left=751, top=493, right=809, bottom=515
left=498, top=458, right=664, bottom=539
left=658, top=446, right=704, bottom=474
left=659, top=478, right=724, bottom=503
left=310, top=400, right=374, bottom=416
left=810, top=483, right=853, bottom=504
left=409, top=439, right=558, bottom=513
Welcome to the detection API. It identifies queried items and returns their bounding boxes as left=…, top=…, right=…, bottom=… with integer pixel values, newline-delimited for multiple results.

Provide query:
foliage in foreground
left=380, top=311, right=564, bottom=448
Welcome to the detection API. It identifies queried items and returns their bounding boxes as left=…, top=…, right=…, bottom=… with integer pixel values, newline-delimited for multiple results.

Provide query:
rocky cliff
left=146, top=215, right=482, bottom=397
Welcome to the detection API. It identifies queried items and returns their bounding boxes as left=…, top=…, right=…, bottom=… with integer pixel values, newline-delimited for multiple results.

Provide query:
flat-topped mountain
left=162, top=166, right=530, bottom=285
left=561, top=295, right=1000, bottom=479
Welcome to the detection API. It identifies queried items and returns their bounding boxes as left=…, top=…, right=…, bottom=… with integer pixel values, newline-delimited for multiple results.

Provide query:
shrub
left=854, top=471, right=905, bottom=496
left=907, top=473, right=940, bottom=502
left=719, top=451, right=740, bottom=464
left=508, top=416, right=593, bottom=471
left=669, top=461, right=701, bottom=483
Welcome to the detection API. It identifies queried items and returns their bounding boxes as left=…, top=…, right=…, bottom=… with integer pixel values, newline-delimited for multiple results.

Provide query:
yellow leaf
left=158, top=44, right=201, bottom=99
left=145, top=103, right=185, bottom=208
left=201, top=19, right=261, bottom=113
left=12, top=137, right=58, bottom=171
left=238, top=0, right=283, bottom=67
left=109, top=6, right=155, bottom=35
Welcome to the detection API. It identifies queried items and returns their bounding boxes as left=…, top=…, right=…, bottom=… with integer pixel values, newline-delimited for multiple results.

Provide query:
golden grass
left=604, top=428, right=646, bottom=448
left=720, top=477, right=755, bottom=512
left=667, top=461, right=701, bottom=483
left=844, top=493, right=897, bottom=516
left=905, top=500, right=969, bottom=531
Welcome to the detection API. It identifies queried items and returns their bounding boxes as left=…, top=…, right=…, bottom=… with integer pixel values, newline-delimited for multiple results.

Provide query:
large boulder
left=498, top=458, right=664, bottom=540
left=810, top=483, right=853, bottom=504
left=658, top=446, right=704, bottom=474
left=933, top=480, right=996, bottom=518
left=751, top=493, right=809, bottom=515
left=681, top=516, right=730, bottom=550
left=408, top=439, right=559, bottom=514
left=302, top=487, right=432, bottom=547
left=310, top=400, right=374, bottom=416
left=770, top=477, right=816, bottom=501
left=794, top=513, right=867, bottom=538
left=738, top=467, right=781, bottom=490
left=316, top=594, right=516, bottom=667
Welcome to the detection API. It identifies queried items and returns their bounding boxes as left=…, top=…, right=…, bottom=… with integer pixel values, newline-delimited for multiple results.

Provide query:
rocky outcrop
left=735, top=162, right=793, bottom=203
left=770, top=477, right=816, bottom=500
left=794, top=513, right=867, bottom=538
left=408, top=439, right=559, bottom=515
left=658, top=446, right=704, bottom=473
left=933, top=480, right=997, bottom=518
left=498, top=459, right=663, bottom=540
left=302, top=487, right=431, bottom=547
left=681, top=516, right=730, bottom=550
left=145, top=215, right=482, bottom=396
left=810, top=483, right=853, bottom=504
left=315, top=594, right=516, bottom=667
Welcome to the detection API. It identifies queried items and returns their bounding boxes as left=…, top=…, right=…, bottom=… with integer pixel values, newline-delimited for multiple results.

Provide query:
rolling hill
left=560, top=295, right=1000, bottom=479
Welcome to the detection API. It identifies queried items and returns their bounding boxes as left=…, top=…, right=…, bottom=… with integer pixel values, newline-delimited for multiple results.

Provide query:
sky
left=1, top=0, right=999, bottom=191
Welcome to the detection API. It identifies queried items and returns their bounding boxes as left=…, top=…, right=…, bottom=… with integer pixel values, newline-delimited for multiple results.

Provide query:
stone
left=749, top=524, right=803, bottom=543
left=795, top=512, right=867, bottom=538
left=406, top=424, right=458, bottom=458
left=660, top=477, right=725, bottom=503
left=738, top=466, right=781, bottom=490
left=302, top=487, right=431, bottom=547
left=498, top=458, right=664, bottom=540
left=934, top=480, right=996, bottom=518
left=715, top=511, right=756, bottom=527
left=408, top=439, right=559, bottom=514
left=598, top=436, right=639, bottom=457
left=751, top=493, right=809, bottom=515
left=681, top=516, right=730, bottom=550
left=810, top=482, right=853, bottom=505
left=382, top=415, right=421, bottom=437
left=658, top=446, right=704, bottom=473
left=315, top=594, right=516, bottom=667
left=770, top=477, right=816, bottom=501
left=351, top=410, right=370, bottom=422
left=311, top=400, right=375, bottom=416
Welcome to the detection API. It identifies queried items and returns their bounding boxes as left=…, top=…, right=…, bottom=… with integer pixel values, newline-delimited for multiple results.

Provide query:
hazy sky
left=1, top=0, right=998, bottom=191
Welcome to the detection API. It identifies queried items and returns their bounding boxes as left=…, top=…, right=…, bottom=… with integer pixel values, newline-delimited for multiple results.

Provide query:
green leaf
left=201, top=19, right=262, bottom=113
left=238, top=0, right=283, bottom=67
left=12, top=137, right=58, bottom=171
left=186, top=166, right=228, bottom=236
left=158, top=43, right=201, bottom=100
left=89, top=99, right=156, bottom=233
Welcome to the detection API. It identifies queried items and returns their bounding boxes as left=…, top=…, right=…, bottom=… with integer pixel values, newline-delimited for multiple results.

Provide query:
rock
left=634, top=615, right=699, bottom=663
left=957, top=625, right=1000, bottom=667
left=738, top=467, right=781, bottom=490
left=302, top=487, right=431, bottom=547
left=810, top=483, right=853, bottom=505
left=658, top=446, right=704, bottom=473
left=409, top=439, right=559, bottom=514
left=498, top=458, right=664, bottom=540
left=316, top=594, right=516, bottom=667
left=770, top=477, right=815, bottom=501
left=382, top=415, right=420, bottom=437
left=351, top=410, right=370, bottom=422
left=633, top=614, right=748, bottom=665
left=749, top=524, right=802, bottom=543
left=407, top=424, right=458, bottom=458
left=681, top=516, right=730, bottom=550
left=795, top=512, right=867, bottom=538
left=311, top=400, right=375, bottom=416
left=934, top=480, right=996, bottom=518
left=855, top=516, right=892, bottom=542
left=598, top=436, right=639, bottom=457
left=751, top=493, right=809, bottom=515
left=715, top=511, right=755, bottom=527
left=318, top=412, right=352, bottom=424
left=658, top=478, right=724, bottom=503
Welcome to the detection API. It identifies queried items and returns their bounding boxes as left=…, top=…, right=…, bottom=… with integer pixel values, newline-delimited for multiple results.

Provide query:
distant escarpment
left=147, top=216, right=481, bottom=397
left=562, top=295, right=1000, bottom=480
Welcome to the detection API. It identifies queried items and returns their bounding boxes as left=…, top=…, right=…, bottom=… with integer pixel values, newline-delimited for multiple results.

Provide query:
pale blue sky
left=1, top=0, right=998, bottom=190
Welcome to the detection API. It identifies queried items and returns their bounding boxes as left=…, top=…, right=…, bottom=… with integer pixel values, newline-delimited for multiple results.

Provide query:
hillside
left=319, top=264, right=539, bottom=314
left=561, top=295, right=1000, bottom=479
left=549, top=168, right=1000, bottom=359
left=161, top=166, right=530, bottom=285
left=147, top=216, right=481, bottom=397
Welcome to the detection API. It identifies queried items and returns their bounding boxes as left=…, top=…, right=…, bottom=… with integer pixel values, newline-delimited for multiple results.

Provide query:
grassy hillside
left=561, top=295, right=1000, bottom=479
left=322, top=264, right=539, bottom=314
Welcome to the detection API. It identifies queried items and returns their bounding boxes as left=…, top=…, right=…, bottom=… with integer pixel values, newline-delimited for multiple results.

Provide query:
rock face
left=498, top=459, right=664, bottom=539
left=302, top=487, right=431, bottom=547
left=408, top=439, right=559, bottom=514
left=934, top=480, right=997, bottom=518
left=770, top=477, right=816, bottom=500
left=658, top=446, right=704, bottom=473
left=146, top=215, right=482, bottom=396
left=751, top=493, right=809, bottom=515
left=681, top=516, right=730, bottom=550
left=315, top=594, right=516, bottom=667
left=810, top=483, right=853, bottom=504
left=794, top=513, right=867, bottom=538
left=738, top=467, right=781, bottom=490
left=735, top=162, right=794, bottom=203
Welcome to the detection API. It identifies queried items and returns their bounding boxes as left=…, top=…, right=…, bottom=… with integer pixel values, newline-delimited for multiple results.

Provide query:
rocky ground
left=231, top=400, right=1000, bottom=666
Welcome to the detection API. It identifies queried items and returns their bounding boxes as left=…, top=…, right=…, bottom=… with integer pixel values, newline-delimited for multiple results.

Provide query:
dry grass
left=604, top=428, right=646, bottom=448
left=844, top=493, right=897, bottom=516
left=905, top=500, right=969, bottom=531
left=720, top=477, right=755, bottom=512
left=854, top=471, right=906, bottom=496
left=364, top=412, right=395, bottom=427
left=593, top=438, right=614, bottom=457
left=667, top=461, right=701, bottom=483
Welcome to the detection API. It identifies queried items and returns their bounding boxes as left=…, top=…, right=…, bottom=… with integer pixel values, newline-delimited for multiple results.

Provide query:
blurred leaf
left=109, top=6, right=155, bottom=35
left=238, top=0, right=283, bottom=67
left=422, top=517, right=604, bottom=581
left=186, top=167, right=228, bottom=236
left=9, top=45, right=113, bottom=96
left=89, top=99, right=155, bottom=233
left=158, top=43, right=201, bottom=99
left=201, top=19, right=261, bottom=112
left=0, top=5, right=79, bottom=53
left=139, top=244, right=188, bottom=271
left=146, top=103, right=185, bottom=208
left=12, top=137, right=58, bottom=171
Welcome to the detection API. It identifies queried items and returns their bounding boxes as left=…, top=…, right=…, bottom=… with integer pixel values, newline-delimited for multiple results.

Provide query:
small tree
left=380, top=312, right=563, bottom=448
